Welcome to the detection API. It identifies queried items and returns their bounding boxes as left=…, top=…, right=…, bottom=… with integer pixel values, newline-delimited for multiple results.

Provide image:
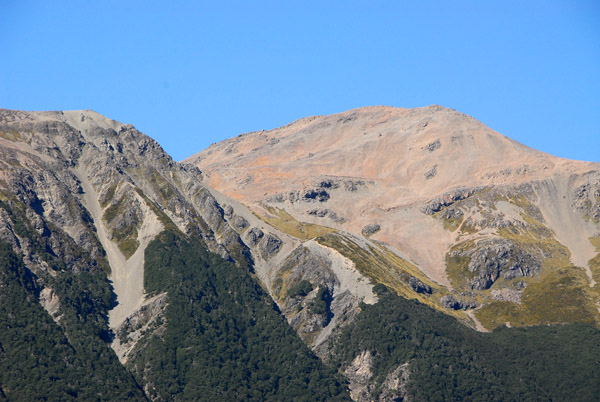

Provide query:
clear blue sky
left=1, top=1, right=599, bottom=162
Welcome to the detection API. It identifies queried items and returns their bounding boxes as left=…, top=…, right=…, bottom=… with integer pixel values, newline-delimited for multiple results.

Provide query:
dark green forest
left=331, top=284, right=600, bottom=401
left=0, top=241, right=145, bottom=401
left=2, top=198, right=600, bottom=401
left=126, top=230, right=350, bottom=401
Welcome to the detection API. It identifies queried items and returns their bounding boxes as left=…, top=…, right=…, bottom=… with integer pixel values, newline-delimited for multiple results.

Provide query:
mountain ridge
left=2, top=106, right=600, bottom=401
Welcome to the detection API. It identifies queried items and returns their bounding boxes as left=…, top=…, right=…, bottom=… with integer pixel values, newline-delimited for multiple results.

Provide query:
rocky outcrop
left=274, top=246, right=339, bottom=343
left=378, top=363, right=410, bottom=402
left=344, top=350, right=411, bottom=402
left=244, top=227, right=264, bottom=247
left=572, top=180, right=600, bottom=223
left=408, top=276, right=432, bottom=294
left=344, top=350, right=374, bottom=401
left=272, top=241, right=376, bottom=352
left=113, top=293, right=168, bottom=363
left=421, top=186, right=486, bottom=215
left=361, top=223, right=381, bottom=237
left=258, top=233, right=282, bottom=259
left=450, top=239, right=541, bottom=290
left=307, top=208, right=345, bottom=223
left=440, top=294, right=477, bottom=310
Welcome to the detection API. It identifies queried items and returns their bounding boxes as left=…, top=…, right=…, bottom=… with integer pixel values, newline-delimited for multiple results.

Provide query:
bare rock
left=408, top=276, right=432, bottom=294
left=378, top=362, right=410, bottom=402
left=244, top=227, right=264, bottom=247
left=440, top=295, right=476, bottom=310
left=361, top=223, right=381, bottom=237
left=231, top=214, right=249, bottom=230
left=460, top=239, right=541, bottom=290
left=307, top=208, right=345, bottom=223
left=424, top=164, right=438, bottom=179
left=425, top=138, right=441, bottom=152
left=259, top=233, right=282, bottom=259
left=421, top=186, right=486, bottom=215
left=344, top=350, right=374, bottom=401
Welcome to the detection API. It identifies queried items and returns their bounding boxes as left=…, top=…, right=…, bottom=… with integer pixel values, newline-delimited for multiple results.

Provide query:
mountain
left=1, top=107, right=600, bottom=401
left=186, top=105, right=600, bottom=330
left=0, top=109, right=348, bottom=400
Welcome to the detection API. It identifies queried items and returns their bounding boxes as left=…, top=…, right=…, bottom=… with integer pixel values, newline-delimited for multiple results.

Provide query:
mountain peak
left=188, top=105, right=600, bottom=293
left=187, top=105, right=570, bottom=202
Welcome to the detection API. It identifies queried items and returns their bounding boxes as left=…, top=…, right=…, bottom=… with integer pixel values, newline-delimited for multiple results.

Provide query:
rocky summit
left=1, top=106, right=600, bottom=401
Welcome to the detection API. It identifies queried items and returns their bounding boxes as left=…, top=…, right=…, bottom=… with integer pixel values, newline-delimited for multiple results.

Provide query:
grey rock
left=361, top=223, right=381, bottom=237
left=315, top=179, right=340, bottom=190
left=244, top=227, right=264, bottom=247
left=222, top=204, right=234, bottom=218
left=343, top=179, right=366, bottom=192
left=440, top=207, right=463, bottom=221
left=408, top=276, right=432, bottom=294
left=231, top=214, right=249, bottom=230
left=440, top=295, right=476, bottom=310
left=307, top=208, right=345, bottom=223
left=465, top=239, right=540, bottom=290
left=425, top=139, right=441, bottom=152
left=259, top=233, right=282, bottom=259
left=303, top=189, right=330, bottom=202
left=425, top=164, right=438, bottom=180
left=378, top=362, right=410, bottom=402
left=421, top=186, right=486, bottom=215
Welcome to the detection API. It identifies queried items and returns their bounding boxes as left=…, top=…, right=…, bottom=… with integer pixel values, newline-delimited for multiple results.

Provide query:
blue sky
left=1, top=1, right=599, bottom=162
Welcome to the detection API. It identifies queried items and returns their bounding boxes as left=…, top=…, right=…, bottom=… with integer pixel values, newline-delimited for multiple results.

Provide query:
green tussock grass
left=111, top=226, right=139, bottom=259
left=99, top=183, right=118, bottom=208
left=476, top=267, right=598, bottom=330
left=437, top=212, right=464, bottom=232
left=103, top=192, right=140, bottom=259
left=445, top=194, right=600, bottom=329
left=445, top=241, right=478, bottom=291
left=260, top=206, right=335, bottom=240
left=315, top=233, right=464, bottom=321
left=0, top=130, right=23, bottom=142
left=135, top=188, right=179, bottom=233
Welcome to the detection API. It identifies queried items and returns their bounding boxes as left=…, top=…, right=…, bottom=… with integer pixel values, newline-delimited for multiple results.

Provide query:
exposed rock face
left=258, top=233, right=282, bottom=259
left=344, top=350, right=410, bottom=402
left=344, top=350, right=375, bottom=401
left=361, top=223, right=381, bottom=237
left=450, top=239, right=541, bottom=291
left=421, top=186, right=487, bottom=215
left=273, top=242, right=376, bottom=353
left=440, top=294, right=477, bottom=310
left=0, top=109, right=256, bottom=361
left=244, top=227, right=264, bottom=246
left=379, top=363, right=410, bottom=402
left=307, top=208, right=345, bottom=223
left=408, top=276, right=432, bottom=294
